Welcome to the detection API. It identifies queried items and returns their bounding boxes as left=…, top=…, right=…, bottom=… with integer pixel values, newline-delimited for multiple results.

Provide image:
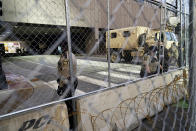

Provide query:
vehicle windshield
left=154, top=32, right=178, bottom=42
left=170, top=32, right=178, bottom=42
left=165, top=32, right=172, bottom=41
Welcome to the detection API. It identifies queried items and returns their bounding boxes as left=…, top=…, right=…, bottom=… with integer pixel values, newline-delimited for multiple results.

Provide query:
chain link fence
left=0, top=0, right=193, bottom=130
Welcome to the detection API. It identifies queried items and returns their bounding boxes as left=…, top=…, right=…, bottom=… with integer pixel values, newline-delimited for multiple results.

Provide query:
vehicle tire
left=144, top=43, right=149, bottom=54
left=111, top=50, right=121, bottom=63
left=0, top=44, right=5, bottom=56
left=0, top=52, right=5, bottom=56
left=138, top=33, right=146, bottom=47
left=124, top=51, right=133, bottom=62
left=16, top=49, right=22, bottom=55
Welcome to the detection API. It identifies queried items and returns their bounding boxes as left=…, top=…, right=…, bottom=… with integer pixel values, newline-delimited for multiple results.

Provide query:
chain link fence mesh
left=0, top=0, right=193, bottom=130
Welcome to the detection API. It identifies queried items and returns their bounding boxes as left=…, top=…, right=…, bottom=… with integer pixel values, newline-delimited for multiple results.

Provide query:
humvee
left=106, top=26, right=150, bottom=63
left=106, top=26, right=179, bottom=63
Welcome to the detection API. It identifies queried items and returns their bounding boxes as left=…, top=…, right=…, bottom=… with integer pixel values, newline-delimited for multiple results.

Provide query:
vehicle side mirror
left=58, top=46, right=62, bottom=54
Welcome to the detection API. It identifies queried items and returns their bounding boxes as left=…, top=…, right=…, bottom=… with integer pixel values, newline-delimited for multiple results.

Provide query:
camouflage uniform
left=57, top=51, right=78, bottom=130
left=168, top=43, right=179, bottom=66
left=57, top=51, right=77, bottom=96
left=140, top=52, right=159, bottom=77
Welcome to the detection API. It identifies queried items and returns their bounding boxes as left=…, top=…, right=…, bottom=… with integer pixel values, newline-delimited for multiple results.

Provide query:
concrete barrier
left=0, top=84, right=60, bottom=115
left=0, top=78, right=70, bottom=131
left=77, top=69, right=188, bottom=130
left=0, top=104, right=69, bottom=131
left=0, top=69, right=188, bottom=131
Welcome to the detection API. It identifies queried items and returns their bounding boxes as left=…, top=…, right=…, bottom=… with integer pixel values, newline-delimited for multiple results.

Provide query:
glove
left=57, top=86, right=66, bottom=96
left=57, top=77, right=78, bottom=96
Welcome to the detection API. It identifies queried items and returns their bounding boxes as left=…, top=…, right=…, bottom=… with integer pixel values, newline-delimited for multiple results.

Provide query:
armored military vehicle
left=106, top=26, right=150, bottom=63
left=106, top=25, right=179, bottom=63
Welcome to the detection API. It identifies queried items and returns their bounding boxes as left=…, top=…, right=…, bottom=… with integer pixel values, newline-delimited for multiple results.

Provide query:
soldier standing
left=57, top=44, right=78, bottom=130
left=140, top=46, right=162, bottom=77
left=168, top=42, right=179, bottom=66
left=57, top=44, right=78, bottom=96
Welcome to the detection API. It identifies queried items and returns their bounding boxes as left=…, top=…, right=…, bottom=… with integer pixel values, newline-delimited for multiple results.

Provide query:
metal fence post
left=107, top=0, right=111, bottom=88
left=65, top=0, right=78, bottom=130
left=189, top=0, right=196, bottom=130
left=158, top=4, right=163, bottom=74
left=180, top=0, right=184, bottom=67
left=162, top=2, right=166, bottom=74
left=184, top=7, right=187, bottom=66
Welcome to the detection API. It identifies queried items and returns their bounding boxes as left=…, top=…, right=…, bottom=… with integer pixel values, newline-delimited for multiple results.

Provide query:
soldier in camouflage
left=140, top=46, right=162, bottom=77
left=168, top=42, right=179, bottom=66
left=57, top=44, right=78, bottom=130
left=57, top=44, right=78, bottom=96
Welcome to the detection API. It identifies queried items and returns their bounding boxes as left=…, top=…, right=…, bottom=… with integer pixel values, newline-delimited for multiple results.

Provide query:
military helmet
left=61, top=43, right=68, bottom=53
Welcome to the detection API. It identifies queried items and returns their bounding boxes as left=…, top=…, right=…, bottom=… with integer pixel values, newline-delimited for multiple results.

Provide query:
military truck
left=106, top=26, right=179, bottom=63
left=106, top=16, right=180, bottom=63
left=106, top=26, right=150, bottom=63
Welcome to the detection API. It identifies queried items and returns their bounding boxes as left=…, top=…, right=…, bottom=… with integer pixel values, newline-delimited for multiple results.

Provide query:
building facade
left=0, top=0, right=167, bottom=54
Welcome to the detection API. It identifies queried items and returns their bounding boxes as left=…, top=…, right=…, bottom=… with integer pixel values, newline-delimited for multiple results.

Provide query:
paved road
left=2, top=55, right=141, bottom=93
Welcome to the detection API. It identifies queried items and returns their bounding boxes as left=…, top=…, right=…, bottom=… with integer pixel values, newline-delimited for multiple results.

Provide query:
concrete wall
left=0, top=104, right=69, bottom=131
left=77, top=69, right=187, bottom=130
left=0, top=84, right=60, bottom=115
left=1, top=0, right=161, bottom=29
left=70, top=0, right=161, bottom=29
left=68, top=0, right=161, bottom=29
left=0, top=78, right=69, bottom=130
left=1, top=0, right=66, bottom=25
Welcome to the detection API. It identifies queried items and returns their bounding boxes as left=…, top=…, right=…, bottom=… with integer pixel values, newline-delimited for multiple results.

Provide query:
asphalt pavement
left=2, top=55, right=141, bottom=93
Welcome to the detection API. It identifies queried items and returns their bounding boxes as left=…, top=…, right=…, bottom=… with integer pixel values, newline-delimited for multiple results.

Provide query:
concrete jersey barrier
left=0, top=69, right=188, bottom=131
left=77, top=69, right=187, bottom=130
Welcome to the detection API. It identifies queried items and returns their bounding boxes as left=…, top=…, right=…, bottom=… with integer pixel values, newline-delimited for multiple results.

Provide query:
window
left=155, top=32, right=164, bottom=42
left=165, top=32, right=172, bottom=41
left=154, top=33, right=158, bottom=41
left=161, top=33, right=164, bottom=42
left=171, top=33, right=178, bottom=42
left=123, top=31, right=131, bottom=37
left=111, top=32, right=117, bottom=38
